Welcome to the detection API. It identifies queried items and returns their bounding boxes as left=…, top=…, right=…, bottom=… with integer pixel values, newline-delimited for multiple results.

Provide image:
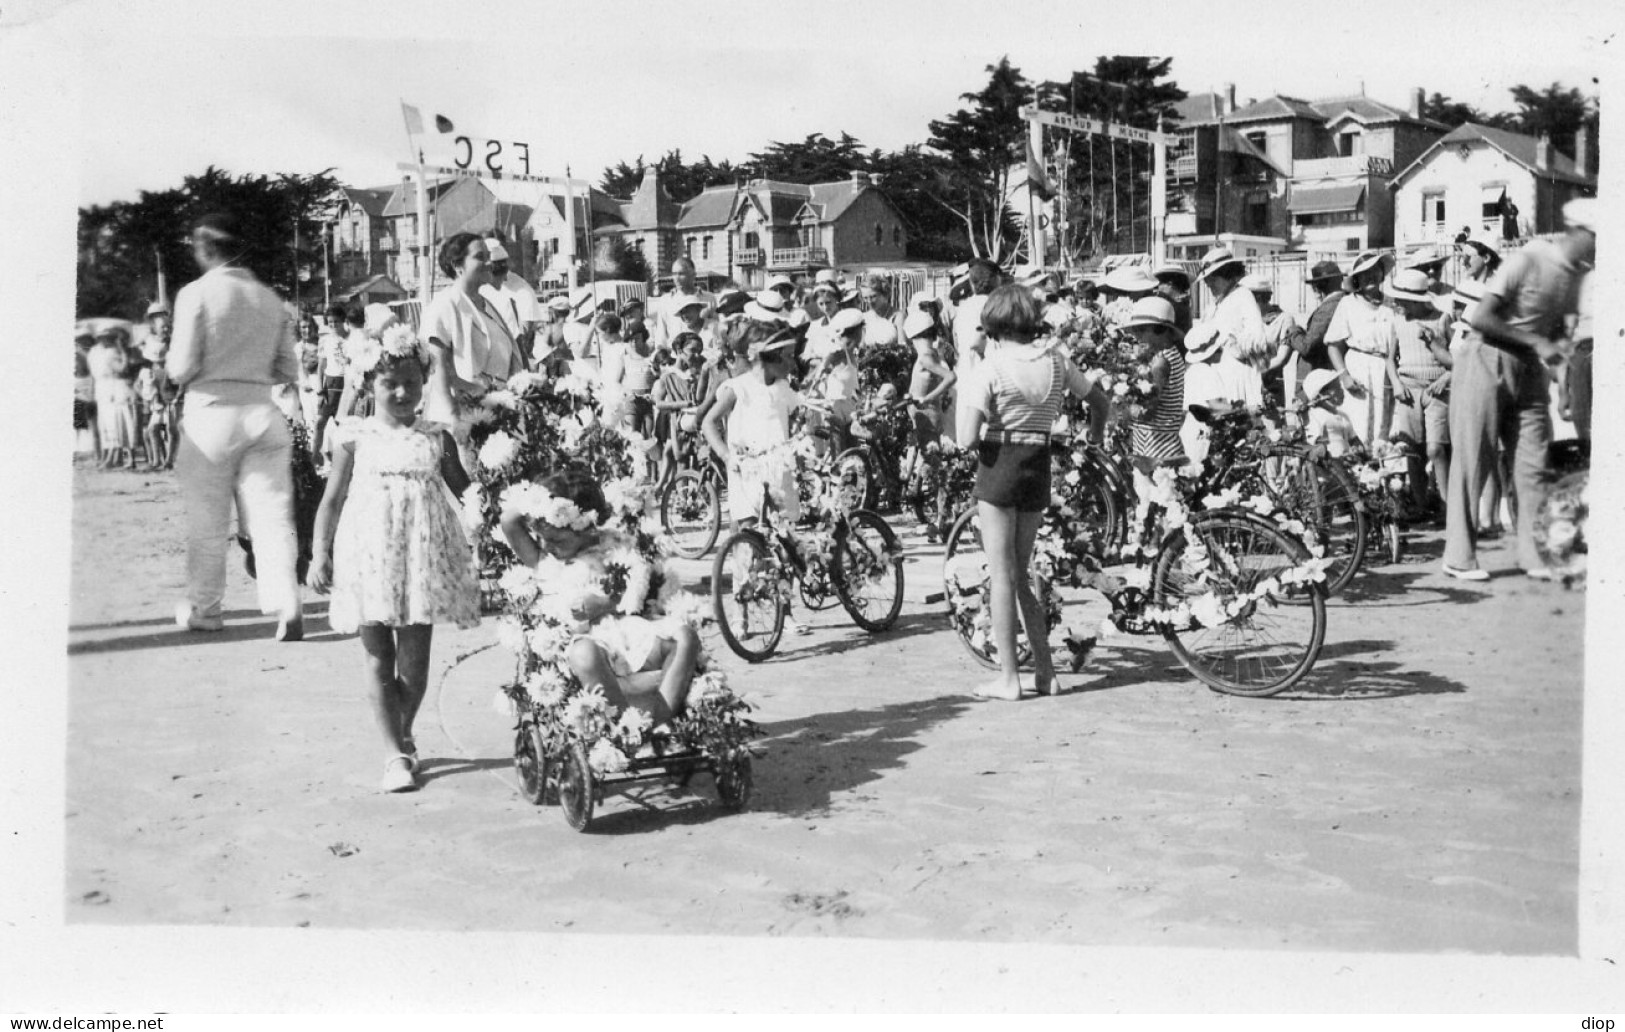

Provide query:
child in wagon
left=499, top=468, right=700, bottom=724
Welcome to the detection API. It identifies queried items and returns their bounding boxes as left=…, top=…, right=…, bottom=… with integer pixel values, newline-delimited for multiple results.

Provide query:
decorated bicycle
left=941, top=402, right=1332, bottom=697
left=711, top=434, right=906, bottom=662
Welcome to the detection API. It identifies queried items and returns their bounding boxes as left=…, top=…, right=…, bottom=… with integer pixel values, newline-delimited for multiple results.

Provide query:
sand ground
left=60, top=457, right=1591, bottom=965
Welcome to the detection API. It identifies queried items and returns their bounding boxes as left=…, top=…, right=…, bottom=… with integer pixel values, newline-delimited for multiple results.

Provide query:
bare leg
left=359, top=625, right=409, bottom=756
left=393, top=624, right=434, bottom=753
left=1012, top=508, right=1058, bottom=694
left=654, top=624, right=700, bottom=716
left=975, top=500, right=1024, bottom=700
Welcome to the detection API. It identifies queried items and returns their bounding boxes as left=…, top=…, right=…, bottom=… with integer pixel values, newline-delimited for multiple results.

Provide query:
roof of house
left=1314, top=95, right=1449, bottom=132
left=1218, top=125, right=1289, bottom=177
left=1172, top=92, right=1224, bottom=124
left=1216, top=95, right=1325, bottom=124
left=1389, top=122, right=1596, bottom=189
left=340, top=187, right=394, bottom=218
left=337, top=273, right=407, bottom=301
left=676, top=185, right=739, bottom=229
left=382, top=179, right=458, bottom=217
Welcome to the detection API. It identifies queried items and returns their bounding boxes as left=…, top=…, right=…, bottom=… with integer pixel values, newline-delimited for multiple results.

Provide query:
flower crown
left=501, top=481, right=601, bottom=532
left=349, top=323, right=427, bottom=375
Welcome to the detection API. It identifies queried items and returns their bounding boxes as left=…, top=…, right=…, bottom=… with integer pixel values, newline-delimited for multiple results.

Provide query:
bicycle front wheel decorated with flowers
left=1150, top=512, right=1327, bottom=696
left=660, top=468, right=722, bottom=559
left=712, top=529, right=788, bottom=662
left=1256, top=448, right=1367, bottom=596
left=832, top=509, right=906, bottom=632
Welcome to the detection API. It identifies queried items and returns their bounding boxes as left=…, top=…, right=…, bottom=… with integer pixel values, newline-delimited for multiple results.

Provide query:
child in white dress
left=700, top=322, right=807, bottom=527
left=309, top=327, right=480, bottom=793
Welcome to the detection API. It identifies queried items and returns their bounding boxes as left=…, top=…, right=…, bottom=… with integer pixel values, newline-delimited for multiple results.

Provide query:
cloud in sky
left=55, top=0, right=1608, bottom=206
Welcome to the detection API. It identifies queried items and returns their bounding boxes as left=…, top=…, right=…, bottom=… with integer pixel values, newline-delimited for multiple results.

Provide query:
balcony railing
left=1292, top=154, right=1395, bottom=179
left=769, top=246, right=828, bottom=268
left=735, top=247, right=762, bottom=265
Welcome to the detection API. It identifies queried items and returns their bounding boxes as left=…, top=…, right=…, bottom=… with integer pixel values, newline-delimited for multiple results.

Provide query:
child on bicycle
left=1300, top=368, right=1355, bottom=459
left=701, top=321, right=807, bottom=530
left=498, top=469, right=700, bottom=725
left=652, top=331, right=708, bottom=495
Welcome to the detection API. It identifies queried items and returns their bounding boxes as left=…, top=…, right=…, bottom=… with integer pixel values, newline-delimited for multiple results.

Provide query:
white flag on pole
left=400, top=102, right=533, bottom=179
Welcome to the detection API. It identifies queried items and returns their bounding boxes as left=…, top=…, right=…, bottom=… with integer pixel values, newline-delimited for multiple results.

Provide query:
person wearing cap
left=1300, top=368, right=1355, bottom=459
left=860, top=276, right=905, bottom=350
left=1458, top=235, right=1502, bottom=284
left=479, top=237, right=542, bottom=367
left=167, top=212, right=304, bottom=639
left=1324, top=251, right=1399, bottom=449
left=805, top=306, right=865, bottom=454
left=701, top=321, right=808, bottom=528
left=1121, top=296, right=1189, bottom=482
left=1295, top=260, right=1348, bottom=396
left=1152, top=264, right=1193, bottom=334
left=531, top=294, right=575, bottom=377
left=1384, top=269, right=1455, bottom=519
left=312, top=304, right=353, bottom=461
left=947, top=258, right=1001, bottom=427
left=1237, top=272, right=1303, bottom=408
left=1180, top=308, right=1263, bottom=463
left=904, top=306, right=958, bottom=457
left=1442, top=196, right=1595, bottom=581
left=1098, top=264, right=1159, bottom=328
left=88, top=325, right=138, bottom=469
left=765, top=272, right=799, bottom=328
left=139, top=299, right=181, bottom=469
left=957, top=284, right=1107, bottom=701
left=652, top=257, right=714, bottom=352
left=803, top=278, right=844, bottom=374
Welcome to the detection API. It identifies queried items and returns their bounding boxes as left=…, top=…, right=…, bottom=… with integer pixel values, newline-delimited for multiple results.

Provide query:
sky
left=17, top=0, right=1610, bottom=208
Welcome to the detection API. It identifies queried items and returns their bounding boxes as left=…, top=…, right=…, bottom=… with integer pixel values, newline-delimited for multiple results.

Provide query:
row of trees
left=77, top=166, right=338, bottom=320
left=598, top=60, right=1598, bottom=269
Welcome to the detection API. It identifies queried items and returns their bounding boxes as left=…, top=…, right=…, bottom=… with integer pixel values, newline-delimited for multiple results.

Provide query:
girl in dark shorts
left=957, top=284, right=1108, bottom=701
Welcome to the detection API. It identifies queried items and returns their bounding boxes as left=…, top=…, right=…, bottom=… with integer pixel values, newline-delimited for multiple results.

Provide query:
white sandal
left=379, top=754, right=418, bottom=793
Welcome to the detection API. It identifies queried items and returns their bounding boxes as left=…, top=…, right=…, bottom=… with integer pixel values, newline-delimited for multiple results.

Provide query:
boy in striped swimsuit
left=1121, top=298, right=1189, bottom=496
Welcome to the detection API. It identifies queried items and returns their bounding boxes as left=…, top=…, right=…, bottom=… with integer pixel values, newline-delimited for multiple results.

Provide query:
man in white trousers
left=167, top=213, right=304, bottom=641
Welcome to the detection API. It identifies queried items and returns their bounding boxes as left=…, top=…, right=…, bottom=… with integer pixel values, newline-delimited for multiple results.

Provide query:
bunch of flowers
left=1344, top=440, right=1411, bottom=528
left=346, top=323, right=428, bottom=375
left=462, top=368, right=638, bottom=594
left=497, top=513, right=760, bottom=777
left=1533, top=471, right=1588, bottom=588
left=905, top=439, right=977, bottom=526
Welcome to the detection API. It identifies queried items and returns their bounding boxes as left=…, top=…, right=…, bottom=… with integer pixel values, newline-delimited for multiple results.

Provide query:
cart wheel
left=715, top=751, right=754, bottom=811
left=513, top=720, right=552, bottom=806
left=1384, top=520, right=1404, bottom=565
left=558, top=741, right=596, bottom=832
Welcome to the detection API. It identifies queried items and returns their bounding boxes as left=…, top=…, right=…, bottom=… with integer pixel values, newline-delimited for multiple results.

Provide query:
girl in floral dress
left=498, top=469, right=699, bottom=725
left=309, top=326, right=481, bottom=793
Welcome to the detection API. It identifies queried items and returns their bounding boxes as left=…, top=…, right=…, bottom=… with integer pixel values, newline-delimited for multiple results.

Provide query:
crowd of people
left=80, top=199, right=1596, bottom=787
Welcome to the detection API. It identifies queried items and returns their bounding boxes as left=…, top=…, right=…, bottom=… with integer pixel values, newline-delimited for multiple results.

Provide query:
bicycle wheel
left=1153, top=512, right=1326, bottom=697
left=833, top=509, right=905, bottom=632
left=833, top=449, right=872, bottom=513
left=660, top=469, right=722, bottom=559
left=1383, top=519, right=1404, bottom=565
left=1069, top=459, right=1122, bottom=560
left=711, top=529, right=787, bottom=662
left=1264, top=448, right=1368, bottom=597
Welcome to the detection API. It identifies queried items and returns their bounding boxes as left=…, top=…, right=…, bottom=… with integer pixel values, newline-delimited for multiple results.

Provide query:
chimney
left=849, top=170, right=871, bottom=188
left=1536, top=133, right=1553, bottom=171
left=1410, top=87, right=1424, bottom=119
left=1224, top=82, right=1237, bottom=115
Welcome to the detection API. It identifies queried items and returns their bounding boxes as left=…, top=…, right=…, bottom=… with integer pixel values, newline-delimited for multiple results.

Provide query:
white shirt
left=862, top=309, right=901, bottom=348
left=952, top=294, right=989, bottom=363
left=480, top=271, right=541, bottom=337
left=653, top=289, right=715, bottom=350
left=1185, top=353, right=1262, bottom=410
left=1326, top=293, right=1399, bottom=358
left=1200, top=286, right=1267, bottom=364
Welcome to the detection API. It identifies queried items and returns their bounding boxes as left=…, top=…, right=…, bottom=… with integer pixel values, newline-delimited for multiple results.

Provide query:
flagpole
left=564, top=168, right=579, bottom=292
